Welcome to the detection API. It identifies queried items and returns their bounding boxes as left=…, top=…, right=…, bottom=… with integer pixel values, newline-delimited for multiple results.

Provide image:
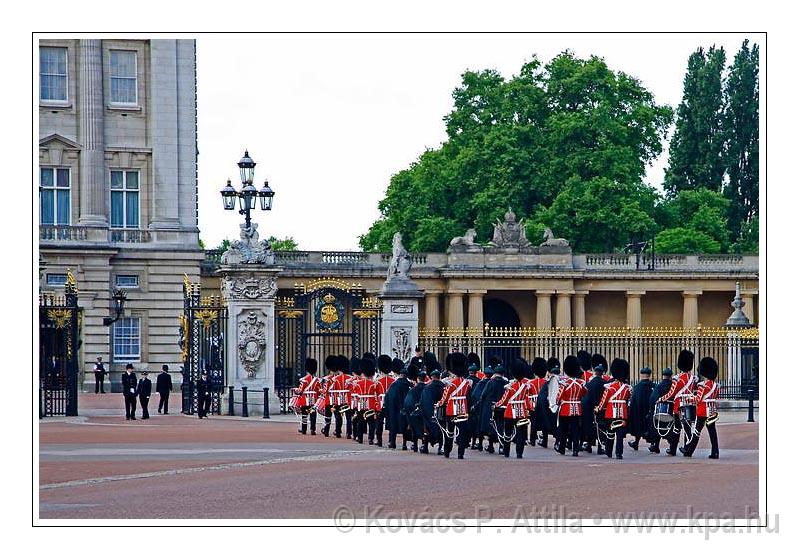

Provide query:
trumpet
left=364, top=409, right=376, bottom=420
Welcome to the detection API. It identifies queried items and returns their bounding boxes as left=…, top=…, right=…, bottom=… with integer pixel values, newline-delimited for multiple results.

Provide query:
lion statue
left=540, top=227, right=569, bottom=247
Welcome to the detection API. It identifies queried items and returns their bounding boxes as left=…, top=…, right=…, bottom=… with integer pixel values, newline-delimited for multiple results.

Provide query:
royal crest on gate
left=315, top=292, right=344, bottom=331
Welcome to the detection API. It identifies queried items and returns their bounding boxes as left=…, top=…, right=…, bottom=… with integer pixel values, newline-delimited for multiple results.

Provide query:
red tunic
left=475, top=371, right=487, bottom=380
left=660, top=371, right=697, bottom=413
left=327, top=373, right=352, bottom=407
left=581, top=370, right=593, bottom=384
left=291, top=374, right=321, bottom=408
left=374, top=374, right=395, bottom=409
left=526, top=377, right=547, bottom=411
left=597, top=380, right=632, bottom=420
left=694, top=380, right=719, bottom=418
left=350, top=378, right=380, bottom=411
left=555, top=377, right=588, bottom=417
left=436, top=376, right=473, bottom=417
left=496, top=379, right=531, bottom=419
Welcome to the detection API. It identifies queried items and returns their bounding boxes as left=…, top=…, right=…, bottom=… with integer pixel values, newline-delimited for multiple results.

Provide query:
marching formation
left=289, top=348, right=721, bottom=461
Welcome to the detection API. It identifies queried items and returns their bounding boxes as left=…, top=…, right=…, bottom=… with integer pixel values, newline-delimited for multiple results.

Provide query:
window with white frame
left=46, top=273, right=68, bottom=286
left=115, top=274, right=139, bottom=288
left=113, top=317, right=140, bottom=362
left=40, top=46, right=67, bottom=102
left=110, top=170, right=139, bottom=228
left=40, top=168, right=71, bottom=225
left=110, top=50, right=137, bottom=105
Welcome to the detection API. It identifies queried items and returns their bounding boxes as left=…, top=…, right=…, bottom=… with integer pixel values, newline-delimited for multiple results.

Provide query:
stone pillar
left=380, top=273, right=424, bottom=362
left=220, top=265, right=282, bottom=414
left=742, top=291, right=757, bottom=325
left=424, top=291, right=441, bottom=331
left=555, top=291, right=573, bottom=329
left=573, top=290, right=588, bottom=328
left=536, top=290, right=554, bottom=330
left=467, top=290, right=486, bottom=330
left=78, top=39, right=107, bottom=226
left=447, top=291, right=465, bottom=329
left=626, top=290, right=645, bottom=329
left=682, top=290, right=702, bottom=328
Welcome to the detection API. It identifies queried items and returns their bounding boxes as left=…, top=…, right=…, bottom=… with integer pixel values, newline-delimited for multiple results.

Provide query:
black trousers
left=198, top=394, right=211, bottom=418
left=424, top=415, right=442, bottom=448
left=600, top=423, right=627, bottom=457
left=345, top=409, right=354, bottom=437
left=407, top=415, right=424, bottom=445
left=502, top=418, right=528, bottom=457
left=124, top=392, right=137, bottom=419
left=321, top=406, right=333, bottom=436
left=556, top=416, right=581, bottom=454
left=332, top=408, right=344, bottom=437
left=94, top=373, right=105, bottom=393
left=139, top=395, right=150, bottom=419
left=682, top=416, right=719, bottom=456
left=299, top=406, right=317, bottom=433
left=443, top=418, right=472, bottom=457
left=665, top=412, right=694, bottom=454
left=375, top=411, right=385, bottom=445
left=354, top=411, right=377, bottom=443
left=158, top=391, right=169, bottom=413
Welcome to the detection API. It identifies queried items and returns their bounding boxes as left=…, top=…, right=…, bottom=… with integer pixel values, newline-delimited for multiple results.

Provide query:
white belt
left=352, top=394, right=376, bottom=398
left=510, top=399, right=526, bottom=404
left=610, top=399, right=626, bottom=403
left=564, top=400, right=581, bottom=404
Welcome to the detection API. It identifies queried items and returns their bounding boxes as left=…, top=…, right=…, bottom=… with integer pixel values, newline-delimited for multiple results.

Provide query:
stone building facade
left=38, top=39, right=203, bottom=389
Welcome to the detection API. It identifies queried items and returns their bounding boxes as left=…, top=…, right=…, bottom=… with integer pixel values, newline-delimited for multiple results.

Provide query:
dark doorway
left=483, top=298, right=521, bottom=328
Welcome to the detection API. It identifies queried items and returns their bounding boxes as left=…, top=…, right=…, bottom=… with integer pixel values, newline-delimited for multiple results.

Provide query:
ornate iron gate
left=39, top=271, right=81, bottom=417
left=274, top=278, right=382, bottom=412
left=180, top=276, right=227, bottom=415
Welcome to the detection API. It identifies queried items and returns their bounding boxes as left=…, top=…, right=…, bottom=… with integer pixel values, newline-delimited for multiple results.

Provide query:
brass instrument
left=453, top=413, right=470, bottom=423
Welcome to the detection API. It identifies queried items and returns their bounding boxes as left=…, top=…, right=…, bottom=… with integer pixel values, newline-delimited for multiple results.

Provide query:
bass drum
left=680, top=405, right=697, bottom=425
left=653, top=401, right=673, bottom=423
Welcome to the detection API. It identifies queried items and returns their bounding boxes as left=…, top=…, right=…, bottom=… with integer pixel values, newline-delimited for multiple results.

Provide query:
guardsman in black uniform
left=156, top=364, right=173, bottom=414
left=121, top=363, right=138, bottom=420
left=581, top=362, right=608, bottom=454
left=421, top=366, right=445, bottom=455
left=628, top=367, right=655, bottom=450
left=465, top=358, right=483, bottom=450
left=469, top=364, right=491, bottom=451
left=402, top=365, right=424, bottom=451
left=196, top=371, right=212, bottom=419
left=137, top=371, right=152, bottom=420
left=479, top=362, right=508, bottom=454
left=93, top=357, right=107, bottom=394
left=647, top=367, right=674, bottom=453
left=383, top=358, right=412, bottom=449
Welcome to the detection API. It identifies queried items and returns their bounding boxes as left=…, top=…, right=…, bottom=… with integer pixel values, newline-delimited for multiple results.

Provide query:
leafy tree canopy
left=209, top=236, right=299, bottom=252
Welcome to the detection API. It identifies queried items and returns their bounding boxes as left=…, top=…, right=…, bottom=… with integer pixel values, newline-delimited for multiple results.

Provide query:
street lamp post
left=220, top=150, right=275, bottom=230
left=103, top=289, right=128, bottom=326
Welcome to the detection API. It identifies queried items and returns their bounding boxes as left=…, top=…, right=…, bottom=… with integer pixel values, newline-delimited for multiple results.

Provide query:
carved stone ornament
left=222, top=274, right=278, bottom=301
left=386, top=232, right=412, bottom=281
left=221, top=222, right=276, bottom=265
left=237, top=312, right=267, bottom=379
left=448, top=228, right=483, bottom=254
left=540, top=227, right=570, bottom=247
left=487, top=209, right=532, bottom=252
left=391, top=326, right=412, bottom=362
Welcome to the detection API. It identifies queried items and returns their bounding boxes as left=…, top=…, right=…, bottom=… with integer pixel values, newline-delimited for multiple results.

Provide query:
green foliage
left=198, top=238, right=206, bottom=249
left=663, top=46, right=727, bottom=197
left=732, top=216, right=759, bottom=253
left=656, top=189, right=730, bottom=252
left=212, top=236, right=298, bottom=252
left=655, top=228, right=721, bottom=254
left=361, top=51, right=673, bottom=253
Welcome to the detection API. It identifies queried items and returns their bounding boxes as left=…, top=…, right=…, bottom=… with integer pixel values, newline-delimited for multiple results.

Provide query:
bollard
left=228, top=386, right=234, bottom=416
left=242, top=386, right=249, bottom=417
left=263, top=387, right=270, bottom=419
left=747, top=388, right=755, bottom=422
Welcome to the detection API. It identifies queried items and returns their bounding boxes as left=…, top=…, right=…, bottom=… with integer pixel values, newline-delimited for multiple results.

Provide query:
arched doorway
left=483, top=297, right=521, bottom=367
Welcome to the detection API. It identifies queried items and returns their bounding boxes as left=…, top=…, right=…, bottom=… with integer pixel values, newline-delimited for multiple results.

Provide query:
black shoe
left=470, top=443, right=478, bottom=450
left=503, top=448, right=511, bottom=458
left=420, top=443, right=428, bottom=454
left=444, top=451, right=450, bottom=458
left=666, top=449, right=676, bottom=456
left=322, top=429, right=330, bottom=438
left=572, top=449, right=579, bottom=457
left=335, top=434, right=342, bottom=439
left=628, top=441, right=638, bottom=451
left=615, top=454, right=623, bottom=460
left=368, top=439, right=374, bottom=445
left=298, top=428, right=306, bottom=435
left=411, top=443, right=418, bottom=452
left=437, top=446, right=444, bottom=456
left=648, top=444, right=660, bottom=454
left=310, top=430, right=316, bottom=435
left=537, top=439, right=548, bottom=449
left=457, top=452, right=465, bottom=460
left=581, top=443, right=591, bottom=452
left=597, top=446, right=604, bottom=455
left=516, top=453, right=524, bottom=459
left=401, top=443, right=408, bottom=451
left=709, top=452, right=719, bottom=459
left=376, top=440, right=382, bottom=447
left=679, top=447, right=692, bottom=458
left=388, top=442, right=396, bottom=449
left=486, top=444, right=495, bottom=454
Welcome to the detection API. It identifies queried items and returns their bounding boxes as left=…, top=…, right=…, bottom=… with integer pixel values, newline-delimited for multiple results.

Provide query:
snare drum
left=654, top=401, right=673, bottom=423
left=288, top=394, right=302, bottom=414
left=680, top=404, right=697, bottom=425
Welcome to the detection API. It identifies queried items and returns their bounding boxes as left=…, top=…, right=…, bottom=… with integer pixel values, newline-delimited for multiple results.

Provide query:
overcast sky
left=196, top=33, right=762, bottom=251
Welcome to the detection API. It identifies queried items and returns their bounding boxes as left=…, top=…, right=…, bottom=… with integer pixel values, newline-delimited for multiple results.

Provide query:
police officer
left=156, top=364, right=173, bottom=414
left=137, top=371, right=152, bottom=420
left=197, top=371, right=212, bottom=419
left=121, top=363, right=138, bottom=420
left=93, top=357, right=107, bottom=394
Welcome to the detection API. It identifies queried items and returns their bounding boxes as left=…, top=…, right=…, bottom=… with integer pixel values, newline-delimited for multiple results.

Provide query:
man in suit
left=628, top=367, right=655, bottom=450
left=93, top=357, right=107, bottom=394
left=197, top=371, right=212, bottom=419
left=156, top=364, right=173, bottom=414
left=137, top=371, right=152, bottom=420
left=121, top=363, right=138, bottom=420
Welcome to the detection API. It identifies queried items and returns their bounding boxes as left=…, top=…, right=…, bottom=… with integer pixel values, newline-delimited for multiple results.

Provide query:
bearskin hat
left=305, top=357, right=317, bottom=375
left=467, top=352, right=481, bottom=370
left=450, top=352, right=468, bottom=376
left=591, top=353, right=608, bottom=374
left=577, top=350, right=592, bottom=371
left=377, top=354, right=392, bottom=375
left=610, top=358, right=630, bottom=383
left=409, top=356, right=424, bottom=372
left=349, top=356, right=361, bottom=375
left=391, top=358, right=405, bottom=374
left=532, top=357, right=548, bottom=378
left=406, top=364, right=419, bottom=381
left=361, top=358, right=376, bottom=377
left=697, top=357, right=719, bottom=380
left=563, top=355, right=581, bottom=378
left=510, top=358, right=527, bottom=380
left=325, top=355, right=338, bottom=372
left=677, top=349, right=694, bottom=373
left=546, top=357, right=561, bottom=373
left=337, top=355, right=349, bottom=373
left=489, top=355, right=502, bottom=368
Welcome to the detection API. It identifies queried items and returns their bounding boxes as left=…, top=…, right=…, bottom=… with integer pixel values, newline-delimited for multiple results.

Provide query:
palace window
left=115, top=274, right=139, bottom=288
left=110, top=50, right=137, bottom=105
left=110, top=170, right=139, bottom=228
left=40, top=167, right=71, bottom=225
left=113, top=317, right=140, bottom=362
left=40, top=47, right=67, bottom=102
left=46, top=273, right=68, bottom=286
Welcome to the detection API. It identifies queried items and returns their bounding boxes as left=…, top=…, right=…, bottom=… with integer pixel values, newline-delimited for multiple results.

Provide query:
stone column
left=626, top=290, right=645, bottom=329
left=380, top=272, right=424, bottom=362
left=467, top=290, right=486, bottom=330
left=573, top=290, right=588, bottom=328
left=682, top=290, right=702, bottom=328
left=536, top=290, right=554, bottom=330
left=424, top=291, right=442, bottom=331
left=78, top=39, right=107, bottom=226
left=742, top=290, right=757, bottom=325
left=555, top=291, right=573, bottom=329
left=220, top=265, right=282, bottom=414
left=447, top=291, right=465, bottom=330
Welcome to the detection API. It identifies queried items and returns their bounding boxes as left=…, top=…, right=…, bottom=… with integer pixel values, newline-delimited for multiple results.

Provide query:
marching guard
left=658, top=349, right=696, bottom=456
left=478, top=361, right=508, bottom=454
left=325, top=355, right=352, bottom=438
left=554, top=356, right=587, bottom=456
left=383, top=358, right=413, bottom=449
left=316, top=355, right=337, bottom=437
left=526, top=358, right=548, bottom=446
left=581, top=358, right=608, bottom=454
left=595, top=358, right=632, bottom=459
left=402, top=364, right=425, bottom=451
left=291, top=357, right=321, bottom=435
left=680, top=357, right=720, bottom=459
left=646, top=367, right=674, bottom=453
left=421, top=366, right=445, bottom=455
left=627, top=367, right=654, bottom=450
left=494, top=358, right=532, bottom=458
left=436, top=352, right=473, bottom=459
left=373, top=354, right=395, bottom=447
left=351, top=358, right=380, bottom=444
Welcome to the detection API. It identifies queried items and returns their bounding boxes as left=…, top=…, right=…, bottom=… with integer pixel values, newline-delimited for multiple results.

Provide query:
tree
left=360, top=52, right=673, bottom=252
left=655, top=228, right=721, bottom=254
left=663, top=46, right=727, bottom=197
left=211, top=236, right=299, bottom=252
left=723, top=40, right=759, bottom=245
left=654, top=189, right=731, bottom=253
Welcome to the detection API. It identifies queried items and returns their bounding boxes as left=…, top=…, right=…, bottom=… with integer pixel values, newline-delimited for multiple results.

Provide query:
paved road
left=39, top=395, right=758, bottom=520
